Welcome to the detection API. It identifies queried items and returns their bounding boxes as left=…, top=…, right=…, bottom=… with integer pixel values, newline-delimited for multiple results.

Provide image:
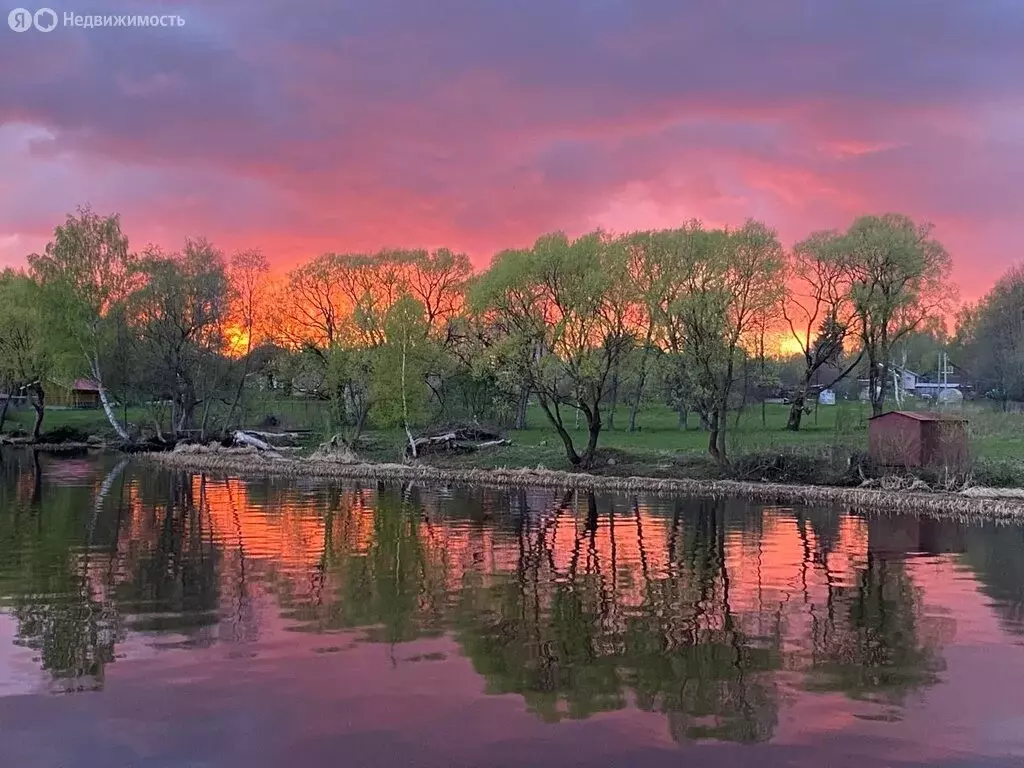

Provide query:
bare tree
left=783, top=231, right=859, bottom=430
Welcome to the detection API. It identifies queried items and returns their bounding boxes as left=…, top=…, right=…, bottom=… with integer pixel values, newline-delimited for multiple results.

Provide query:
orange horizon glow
left=224, top=323, right=250, bottom=358
left=775, top=331, right=808, bottom=358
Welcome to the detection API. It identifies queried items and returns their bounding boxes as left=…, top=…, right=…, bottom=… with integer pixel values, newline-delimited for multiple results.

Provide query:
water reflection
left=0, top=450, right=1022, bottom=751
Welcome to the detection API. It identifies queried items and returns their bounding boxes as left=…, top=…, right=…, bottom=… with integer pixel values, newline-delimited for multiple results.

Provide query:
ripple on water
left=1, top=455, right=1024, bottom=763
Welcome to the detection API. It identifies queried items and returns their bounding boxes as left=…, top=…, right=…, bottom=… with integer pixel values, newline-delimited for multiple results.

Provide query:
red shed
left=868, top=411, right=968, bottom=469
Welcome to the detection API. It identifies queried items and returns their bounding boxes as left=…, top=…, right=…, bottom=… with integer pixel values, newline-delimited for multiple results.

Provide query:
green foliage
left=27, top=206, right=139, bottom=377
left=129, top=239, right=233, bottom=431
left=472, top=230, right=635, bottom=466
left=954, top=264, right=1024, bottom=401
left=0, top=270, right=50, bottom=388
left=840, top=214, right=953, bottom=413
left=370, top=294, right=433, bottom=429
left=658, top=220, right=786, bottom=460
left=2, top=205, right=965, bottom=464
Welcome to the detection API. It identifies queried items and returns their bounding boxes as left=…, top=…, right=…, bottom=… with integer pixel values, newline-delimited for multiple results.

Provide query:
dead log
left=233, top=430, right=284, bottom=459
left=475, top=439, right=511, bottom=449
left=405, top=428, right=510, bottom=457
left=241, top=430, right=302, bottom=446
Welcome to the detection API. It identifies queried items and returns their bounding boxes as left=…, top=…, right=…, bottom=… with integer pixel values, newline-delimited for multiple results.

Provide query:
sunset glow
left=775, top=332, right=808, bottom=358
left=1, top=2, right=1022, bottom=308
left=223, top=323, right=251, bottom=358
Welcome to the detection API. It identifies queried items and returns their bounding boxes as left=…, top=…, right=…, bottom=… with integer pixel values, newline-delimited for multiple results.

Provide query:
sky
left=2, top=0, right=1023, bottom=304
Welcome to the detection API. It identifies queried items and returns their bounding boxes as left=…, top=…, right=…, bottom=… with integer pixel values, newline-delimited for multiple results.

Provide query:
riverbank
left=142, top=448, right=1024, bottom=522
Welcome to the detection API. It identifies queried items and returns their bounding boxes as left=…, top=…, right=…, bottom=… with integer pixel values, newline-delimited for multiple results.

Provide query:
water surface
left=2, top=449, right=1024, bottom=767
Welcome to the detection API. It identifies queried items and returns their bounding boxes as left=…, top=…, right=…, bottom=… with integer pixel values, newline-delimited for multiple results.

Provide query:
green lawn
left=6, top=398, right=1022, bottom=480
left=3, top=406, right=152, bottom=434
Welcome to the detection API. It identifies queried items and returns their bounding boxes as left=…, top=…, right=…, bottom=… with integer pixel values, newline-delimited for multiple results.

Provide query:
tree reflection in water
left=0, top=458, right=992, bottom=740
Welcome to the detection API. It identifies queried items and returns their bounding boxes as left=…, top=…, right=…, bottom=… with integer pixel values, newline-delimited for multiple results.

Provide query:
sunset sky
left=2, top=0, right=1022, bottom=304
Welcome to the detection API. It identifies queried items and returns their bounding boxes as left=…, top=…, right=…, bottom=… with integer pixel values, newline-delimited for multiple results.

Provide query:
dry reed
left=141, top=451, right=1024, bottom=521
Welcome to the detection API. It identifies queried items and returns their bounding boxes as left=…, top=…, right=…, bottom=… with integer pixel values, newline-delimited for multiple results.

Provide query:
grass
left=4, top=406, right=151, bottom=434
left=6, top=398, right=1024, bottom=486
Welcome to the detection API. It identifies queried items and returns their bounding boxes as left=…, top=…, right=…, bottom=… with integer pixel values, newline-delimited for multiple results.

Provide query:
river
left=1, top=449, right=1023, bottom=767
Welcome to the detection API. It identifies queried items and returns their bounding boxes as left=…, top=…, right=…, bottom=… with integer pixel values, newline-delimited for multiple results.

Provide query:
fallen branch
left=476, top=439, right=511, bottom=449
left=238, top=430, right=302, bottom=446
left=233, top=430, right=284, bottom=459
left=406, top=427, right=507, bottom=456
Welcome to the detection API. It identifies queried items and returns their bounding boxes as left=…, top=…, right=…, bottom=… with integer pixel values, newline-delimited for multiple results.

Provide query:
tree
left=622, top=231, right=673, bottom=433
left=222, top=249, right=270, bottom=436
left=324, top=343, right=376, bottom=443
left=0, top=271, right=50, bottom=438
left=27, top=207, right=140, bottom=441
left=390, top=247, right=471, bottom=334
left=660, top=221, right=785, bottom=463
left=371, top=294, right=433, bottom=456
left=841, top=215, right=953, bottom=416
left=954, top=264, right=1024, bottom=404
left=129, top=239, right=232, bottom=436
left=472, top=231, right=633, bottom=468
left=783, top=231, right=859, bottom=431
left=274, top=253, right=346, bottom=352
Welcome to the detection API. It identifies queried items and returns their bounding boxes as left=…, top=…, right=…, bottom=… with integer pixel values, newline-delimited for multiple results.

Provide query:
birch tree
left=27, top=207, right=140, bottom=441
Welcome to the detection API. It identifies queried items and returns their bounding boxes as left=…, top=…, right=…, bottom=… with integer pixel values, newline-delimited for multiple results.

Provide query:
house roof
left=72, top=378, right=100, bottom=392
left=868, top=410, right=967, bottom=423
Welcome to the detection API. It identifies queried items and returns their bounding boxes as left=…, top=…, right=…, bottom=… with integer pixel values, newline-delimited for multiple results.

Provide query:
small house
left=868, top=411, right=968, bottom=469
left=48, top=378, right=102, bottom=409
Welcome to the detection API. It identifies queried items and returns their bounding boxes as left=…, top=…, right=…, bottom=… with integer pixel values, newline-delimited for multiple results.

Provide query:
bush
left=729, top=451, right=837, bottom=485
left=970, top=459, right=1024, bottom=489
left=37, top=426, right=92, bottom=444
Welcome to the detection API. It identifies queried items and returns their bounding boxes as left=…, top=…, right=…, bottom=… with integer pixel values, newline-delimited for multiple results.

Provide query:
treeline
left=1, top=204, right=1001, bottom=469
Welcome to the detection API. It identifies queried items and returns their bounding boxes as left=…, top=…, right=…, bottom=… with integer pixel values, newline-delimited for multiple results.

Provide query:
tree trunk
left=786, top=393, right=806, bottom=431
left=175, top=399, right=190, bottom=435
left=607, top=364, right=619, bottom=431
left=29, top=383, right=45, bottom=441
left=677, top=407, right=688, bottom=430
left=221, top=363, right=251, bottom=438
left=514, top=384, right=529, bottom=430
left=707, top=408, right=721, bottom=462
left=348, top=403, right=369, bottom=445
left=716, top=401, right=729, bottom=464
left=580, top=404, right=602, bottom=469
left=199, top=399, right=213, bottom=441
left=759, top=339, right=767, bottom=428
left=536, top=395, right=580, bottom=466
left=629, top=334, right=653, bottom=433
left=870, top=357, right=887, bottom=417
left=91, top=356, right=131, bottom=441
left=151, top=414, right=166, bottom=443
left=0, top=386, right=11, bottom=434
left=401, top=330, right=417, bottom=459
